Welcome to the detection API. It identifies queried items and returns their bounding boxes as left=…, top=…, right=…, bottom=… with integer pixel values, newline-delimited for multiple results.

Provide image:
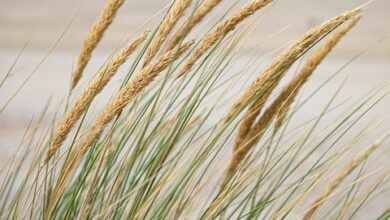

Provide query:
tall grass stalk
left=0, top=1, right=388, bottom=219
left=71, top=0, right=126, bottom=90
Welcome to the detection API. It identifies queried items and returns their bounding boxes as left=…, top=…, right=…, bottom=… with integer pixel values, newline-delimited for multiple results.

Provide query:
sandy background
left=0, top=0, right=389, bottom=218
left=1, top=0, right=389, bottom=55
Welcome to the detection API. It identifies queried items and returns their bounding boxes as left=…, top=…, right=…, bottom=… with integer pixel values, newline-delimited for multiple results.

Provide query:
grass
left=0, top=0, right=389, bottom=219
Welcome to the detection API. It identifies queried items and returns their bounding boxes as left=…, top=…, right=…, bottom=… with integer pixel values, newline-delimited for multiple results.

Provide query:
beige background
left=0, top=0, right=389, bottom=56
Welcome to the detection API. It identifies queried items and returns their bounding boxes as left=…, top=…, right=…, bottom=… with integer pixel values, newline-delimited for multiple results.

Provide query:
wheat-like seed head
left=228, top=7, right=362, bottom=120
left=45, top=31, right=149, bottom=163
left=78, top=40, right=193, bottom=156
left=303, top=133, right=388, bottom=220
left=166, top=0, right=222, bottom=50
left=71, top=0, right=126, bottom=90
left=176, top=0, right=274, bottom=78
left=143, top=0, right=192, bottom=67
left=274, top=16, right=361, bottom=130
left=233, top=96, right=264, bottom=153
left=221, top=94, right=275, bottom=187
left=47, top=41, right=193, bottom=217
left=222, top=12, right=362, bottom=188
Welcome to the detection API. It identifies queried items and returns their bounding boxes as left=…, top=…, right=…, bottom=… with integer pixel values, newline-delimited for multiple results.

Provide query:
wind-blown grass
left=0, top=0, right=388, bottom=219
left=71, top=0, right=127, bottom=90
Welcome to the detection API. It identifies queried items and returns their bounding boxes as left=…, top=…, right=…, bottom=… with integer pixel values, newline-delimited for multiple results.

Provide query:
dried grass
left=143, top=0, right=192, bottom=67
left=274, top=16, right=361, bottom=130
left=45, top=31, right=149, bottom=163
left=303, top=133, right=389, bottom=220
left=166, top=0, right=222, bottom=50
left=176, top=0, right=274, bottom=78
left=223, top=13, right=361, bottom=187
left=3, top=1, right=385, bottom=219
left=71, top=0, right=126, bottom=90
left=228, top=7, right=362, bottom=119
left=47, top=41, right=193, bottom=218
left=74, top=40, right=193, bottom=158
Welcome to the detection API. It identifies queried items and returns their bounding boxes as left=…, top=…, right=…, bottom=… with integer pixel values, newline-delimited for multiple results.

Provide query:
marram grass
left=46, top=31, right=150, bottom=163
left=223, top=15, right=362, bottom=188
left=0, top=0, right=389, bottom=220
left=71, top=0, right=126, bottom=90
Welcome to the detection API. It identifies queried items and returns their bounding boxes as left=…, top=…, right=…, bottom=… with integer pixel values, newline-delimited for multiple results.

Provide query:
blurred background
left=0, top=0, right=389, bottom=218
left=1, top=0, right=389, bottom=54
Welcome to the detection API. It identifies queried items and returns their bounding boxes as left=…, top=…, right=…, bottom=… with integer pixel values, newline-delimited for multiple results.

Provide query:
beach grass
left=0, top=0, right=388, bottom=219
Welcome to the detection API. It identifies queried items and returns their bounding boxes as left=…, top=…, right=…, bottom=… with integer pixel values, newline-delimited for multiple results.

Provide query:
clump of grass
left=47, top=40, right=193, bottom=217
left=274, top=16, right=361, bottom=131
left=1, top=1, right=388, bottom=219
left=46, top=31, right=149, bottom=163
left=228, top=7, right=362, bottom=118
left=223, top=15, right=362, bottom=187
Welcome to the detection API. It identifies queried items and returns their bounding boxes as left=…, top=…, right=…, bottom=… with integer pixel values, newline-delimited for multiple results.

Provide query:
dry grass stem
left=143, top=0, right=192, bottom=67
left=274, top=16, right=361, bottom=130
left=222, top=94, right=275, bottom=187
left=47, top=41, right=193, bottom=217
left=222, top=12, right=361, bottom=187
left=303, top=133, right=389, bottom=220
left=228, top=7, right=362, bottom=119
left=71, top=0, right=126, bottom=90
left=335, top=174, right=387, bottom=220
left=176, top=0, right=274, bottom=78
left=166, top=0, right=222, bottom=50
left=45, top=31, right=149, bottom=163
left=76, top=40, right=193, bottom=157
left=233, top=96, right=264, bottom=159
